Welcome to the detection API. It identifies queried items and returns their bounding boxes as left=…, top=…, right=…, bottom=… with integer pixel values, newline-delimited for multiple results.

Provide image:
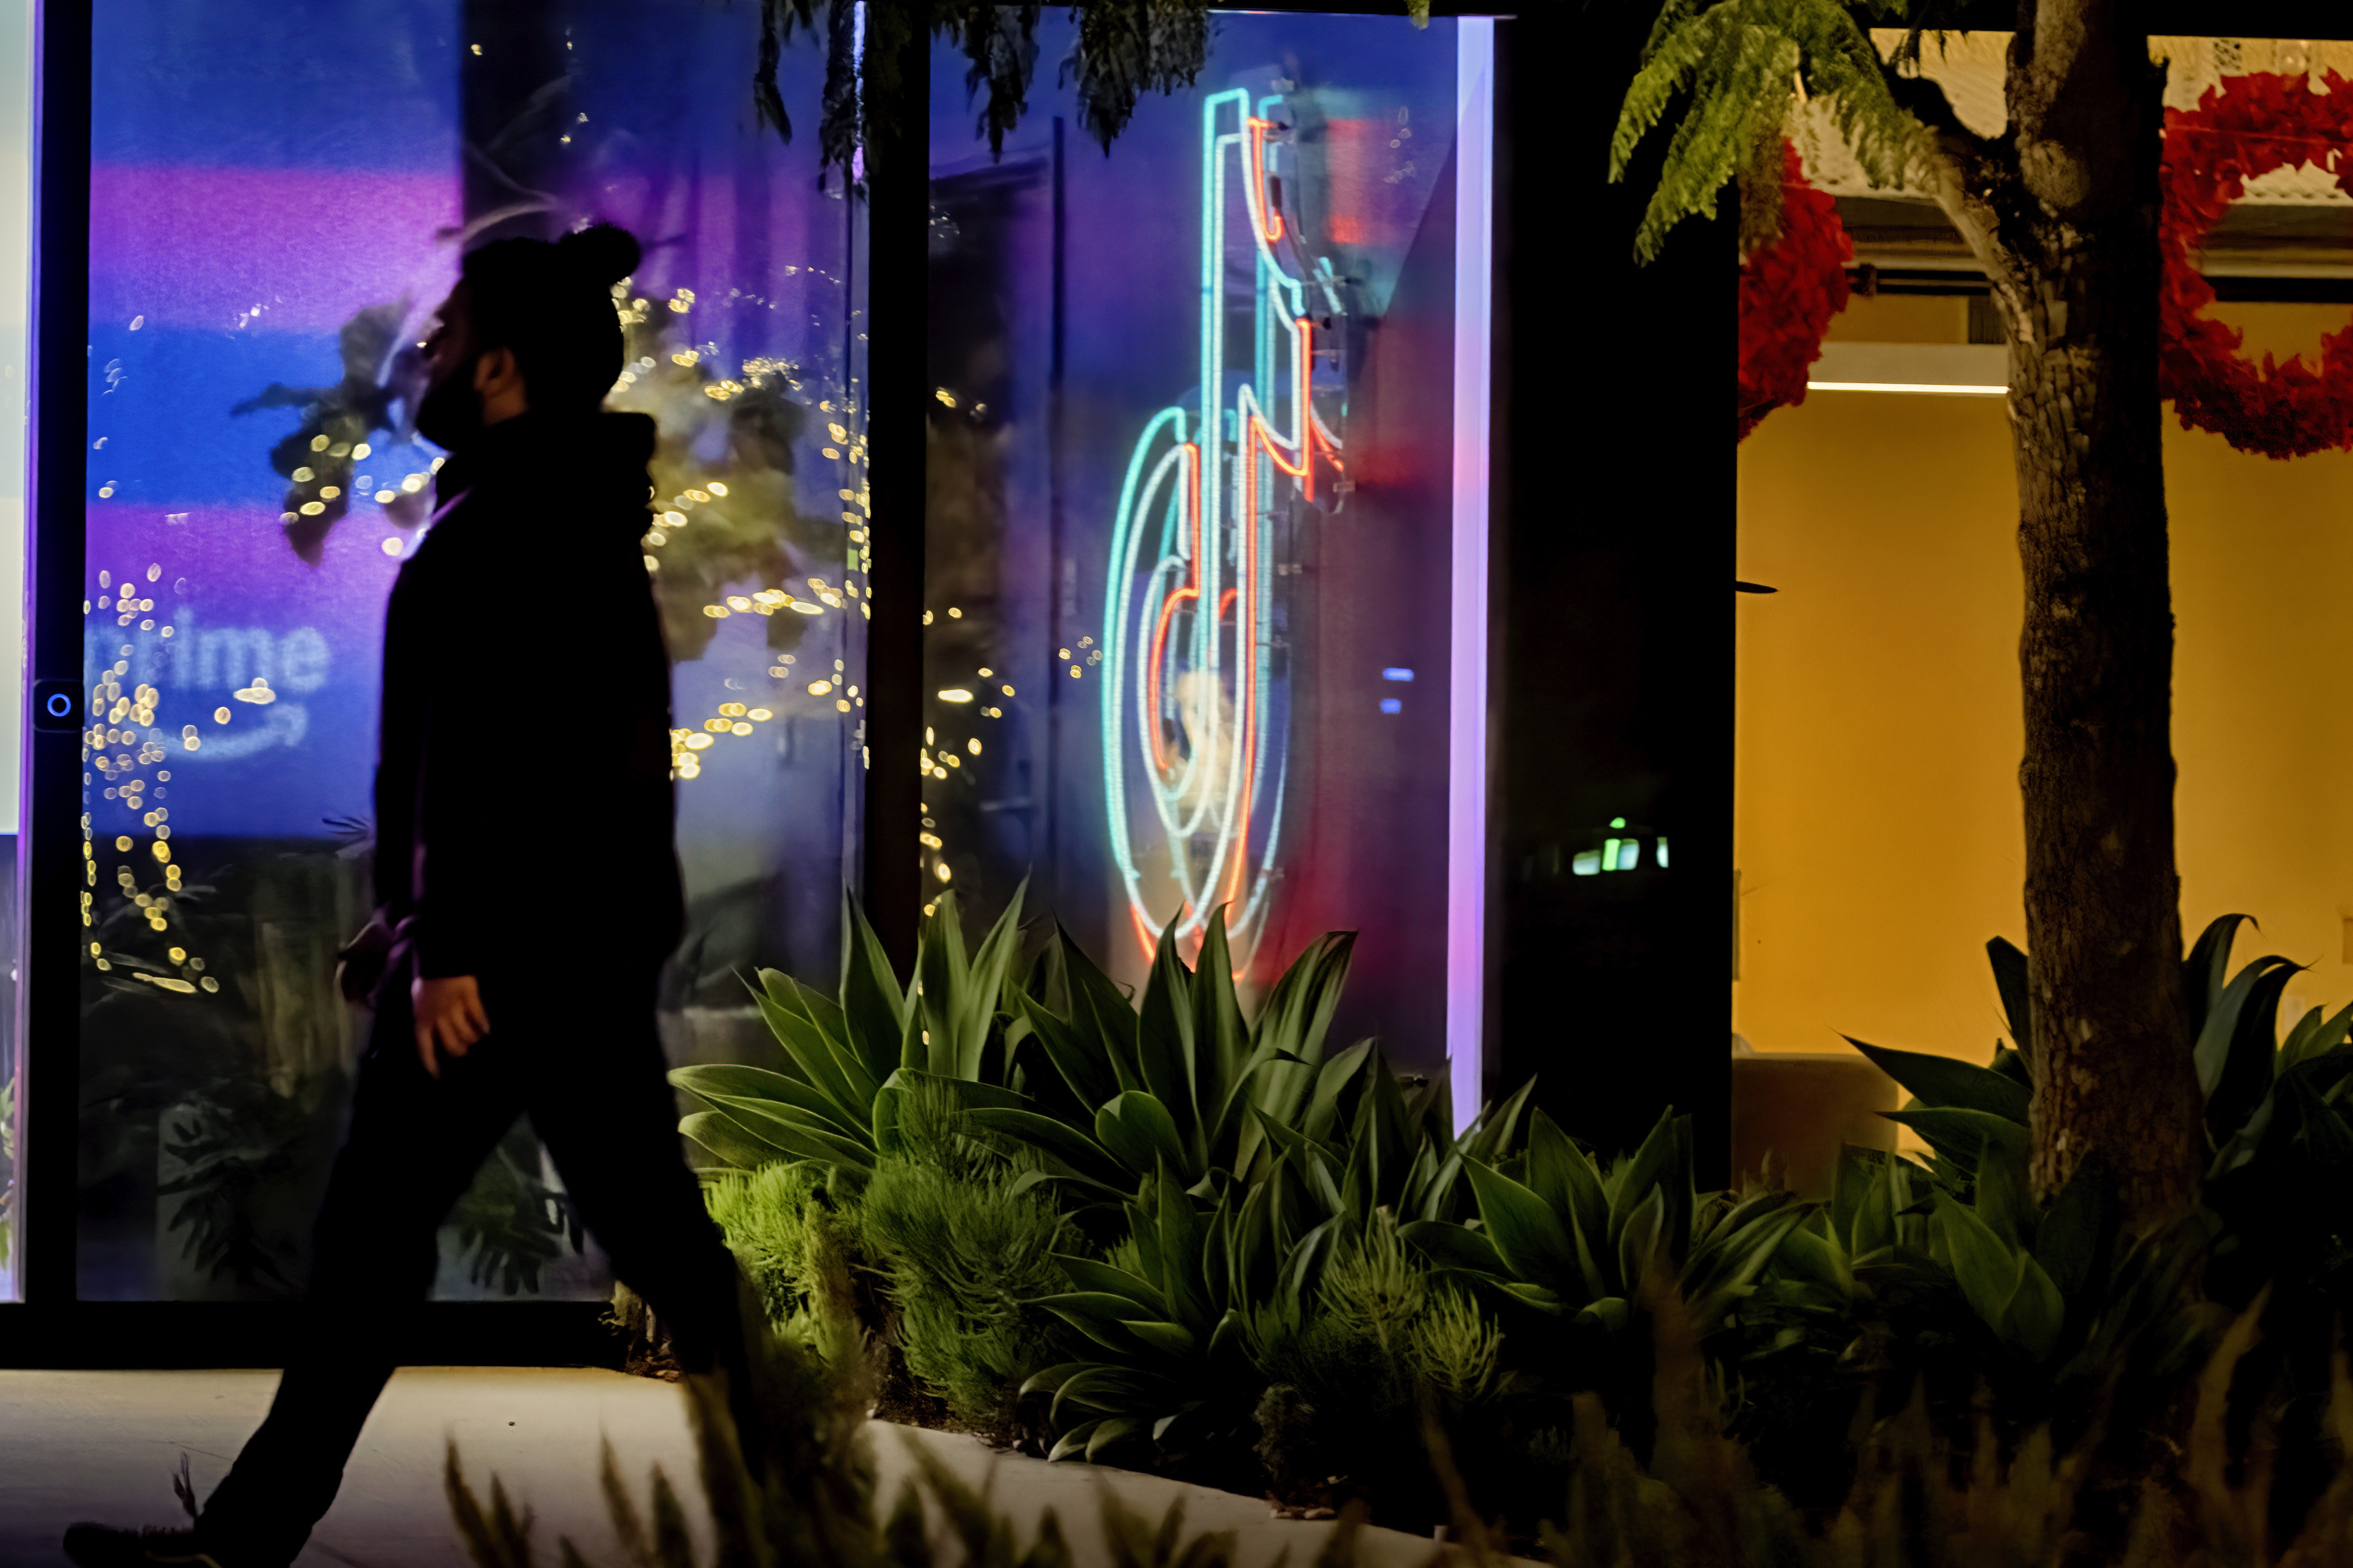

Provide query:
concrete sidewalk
left=0, top=1368, right=1457, bottom=1567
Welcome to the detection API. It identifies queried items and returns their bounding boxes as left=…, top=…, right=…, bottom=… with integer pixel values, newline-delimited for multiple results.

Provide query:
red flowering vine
left=1739, top=139, right=1853, bottom=443
left=2160, top=71, right=2353, bottom=459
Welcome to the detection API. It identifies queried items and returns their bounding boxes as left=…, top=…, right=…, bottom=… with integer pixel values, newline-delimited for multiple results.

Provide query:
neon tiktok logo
left=1101, top=88, right=1346, bottom=965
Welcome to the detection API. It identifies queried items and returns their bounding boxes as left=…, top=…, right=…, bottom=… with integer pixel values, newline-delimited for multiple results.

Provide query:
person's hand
left=413, top=974, right=490, bottom=1078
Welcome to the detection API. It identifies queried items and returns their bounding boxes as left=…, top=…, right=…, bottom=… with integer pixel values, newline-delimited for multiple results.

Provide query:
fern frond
left=1614, top=0, right=1934, bottom=263
left=1066, top=0, right=1213, bottom=154
left=1650, top=24, right=1801, bottom=261
left=1638, top=0, right=1709, bottom=68
left=1614, top=6, right=1732, bottom=186
left=937, top=3, right=1044, bottom=157
left=752, top=0, right=820, bottom=144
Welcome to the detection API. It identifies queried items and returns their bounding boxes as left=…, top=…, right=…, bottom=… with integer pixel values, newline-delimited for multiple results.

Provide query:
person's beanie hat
left=460, top=223, right=643, bottom=414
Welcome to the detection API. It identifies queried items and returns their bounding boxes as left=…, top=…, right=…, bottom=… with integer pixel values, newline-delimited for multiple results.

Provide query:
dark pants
left=196, top=954, right=745, bottom=1565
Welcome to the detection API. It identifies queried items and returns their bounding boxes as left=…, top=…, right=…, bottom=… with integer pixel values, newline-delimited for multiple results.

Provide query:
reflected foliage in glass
left=77, top=0, right=861, bottom=1301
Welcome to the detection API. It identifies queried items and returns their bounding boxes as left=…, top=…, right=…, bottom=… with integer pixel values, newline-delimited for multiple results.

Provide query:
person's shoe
left=60, top=1522, right=233, bottom=1567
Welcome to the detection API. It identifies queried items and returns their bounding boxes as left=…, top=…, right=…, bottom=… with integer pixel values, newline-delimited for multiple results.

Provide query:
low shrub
left=489, top=1255, right=2353, bottom=1568
left=845, top=1088, right=1083, bottom=1441
left=701, top=1161, right=853, bottom=1348
left=662, top=895, right=2353, bottom=1546
left=1250, top=1209, right=1539, bottom=1523
left=669, top=895, right=1763, bottom=1531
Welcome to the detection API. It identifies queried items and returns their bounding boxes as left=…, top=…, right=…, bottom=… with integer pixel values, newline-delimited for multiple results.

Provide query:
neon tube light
left=1102, top=86, right=1332, bottom=968
left=1143, top=443, right=1202, bottom=776
left=1449, top=21, right=1496, bottom=1134
left=1245, top=117, right=1285, bottom=243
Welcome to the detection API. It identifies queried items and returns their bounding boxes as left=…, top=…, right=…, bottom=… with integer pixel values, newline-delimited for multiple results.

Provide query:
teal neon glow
left=1100, top=87, right=1338, bottom=962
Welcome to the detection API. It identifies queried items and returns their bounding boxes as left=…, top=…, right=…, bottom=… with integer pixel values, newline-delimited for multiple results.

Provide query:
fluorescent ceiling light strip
left=1449, top=19, right=1495, bottom=1137
left=1806, top=380, right=2009, bottom=397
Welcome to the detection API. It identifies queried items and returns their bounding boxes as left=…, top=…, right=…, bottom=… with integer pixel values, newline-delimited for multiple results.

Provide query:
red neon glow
left=1228, top=457, right=1261, bottom=911
left=1233, top=468, right=1266, bottom=912
left=1135, top=314, right=1328, bottom=954
left=1296, top=314, right=1312, bottom=453
left=1129, top=901, right=1249, bottom=976
left=1317, top=120, right=1401, bottom=251
left=1233, top=565, right=1252, bottom=909
left=1227, top=506, right=1255, bottom=912
left=1146, top=593, right=1192, bottom=774
left=1248, top=318, right=1321, bottom=498
left=1143, top=445, right=1203, bottom=777
left=1299, top=317, right=1342, bottom=481
left=1246, top=118, right=1285, bottom=244
left=1218, top=316, right=1333, bottom=911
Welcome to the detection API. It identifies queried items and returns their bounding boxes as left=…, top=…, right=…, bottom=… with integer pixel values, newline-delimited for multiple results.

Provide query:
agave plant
left=1241, top=1041, right=1535, bottom=1303
left=951, top=911, right=1370, bottom=1199
left=1844, top=918, right=2353, bottom=1334
left=1850, top=918, right=2353, bottom=1201
left=1740, top=1143, right=1938, bottom=1400
left=1753, top=918, right=2321, bottom=1422
left=1020, top=1165, right=1276, bottom=1462
left=1016, top=1066, right=1540, bottom=1469
left=1399, top=1107, right=1811, bottom=1339
left=997, top=908, right=1541, bottom=1467
left=670, top=886, right=1031, bottom=1176
left=1762, top=1134, right=2214, bottom=1384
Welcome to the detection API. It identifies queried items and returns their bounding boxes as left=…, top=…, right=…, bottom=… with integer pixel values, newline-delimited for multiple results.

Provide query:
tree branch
left=1875, top=55, right=2023, bottom=294
left=1880, top=65, right=1980, bottom=152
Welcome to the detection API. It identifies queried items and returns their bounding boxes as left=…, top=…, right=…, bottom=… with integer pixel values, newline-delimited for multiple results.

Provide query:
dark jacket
left=373, top=408, right=685, bottom=979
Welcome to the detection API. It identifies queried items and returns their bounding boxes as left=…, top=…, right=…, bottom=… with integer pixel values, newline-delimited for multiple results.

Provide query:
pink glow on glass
left=89, top=166, right=462, bottom=332
left=1448, top=21, right=1495, bottom=1136
left=84, top=500, right=404, bottom=617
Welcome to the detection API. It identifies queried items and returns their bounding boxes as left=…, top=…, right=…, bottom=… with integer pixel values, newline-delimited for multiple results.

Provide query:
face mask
left=415, top=350, right=485, bottom=452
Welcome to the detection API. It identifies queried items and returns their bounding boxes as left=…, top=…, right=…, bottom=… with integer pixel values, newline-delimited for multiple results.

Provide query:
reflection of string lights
left=912, top=652, right=1008, bottom=885
left=607, top=282, right=866, bottom=784
left=1102, top=88, right=1344, bottom=964
left=83, top=563, right=218, bottom=994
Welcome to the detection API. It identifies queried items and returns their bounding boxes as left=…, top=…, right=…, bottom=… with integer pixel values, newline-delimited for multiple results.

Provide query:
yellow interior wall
left=1822, top=292, right=1967, bottom=344
left=1736, top=300, right=2353, bottom=1063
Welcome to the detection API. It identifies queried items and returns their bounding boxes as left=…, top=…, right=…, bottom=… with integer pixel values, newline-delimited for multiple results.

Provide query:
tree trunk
left=1982, top=3, right=2203, bottom=1225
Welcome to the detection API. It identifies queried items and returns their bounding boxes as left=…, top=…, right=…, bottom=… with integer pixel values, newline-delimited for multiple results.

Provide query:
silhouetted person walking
left=67, top=224, right=764, bottom=1568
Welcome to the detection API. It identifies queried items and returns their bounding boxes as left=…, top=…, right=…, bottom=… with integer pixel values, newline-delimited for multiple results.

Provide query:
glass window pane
left=0, top=0, right=23, bottom=1304
left=77, top=0, right=857, bottom=1301
left=924, top=11, right=1488, bottom=1082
